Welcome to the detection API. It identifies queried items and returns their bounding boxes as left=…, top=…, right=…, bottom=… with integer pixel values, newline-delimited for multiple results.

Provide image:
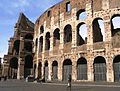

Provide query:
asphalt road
left=0, top=79, right=120, bottom=91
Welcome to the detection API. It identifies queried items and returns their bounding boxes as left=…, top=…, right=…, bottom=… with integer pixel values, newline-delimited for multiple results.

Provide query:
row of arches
left=40, top=55, right=120, bottom=82
left=37, top=14, right=120, bottom=52
left=13, top=33, right=33, bottom=55
left=9, top=55, right=33, bottom=78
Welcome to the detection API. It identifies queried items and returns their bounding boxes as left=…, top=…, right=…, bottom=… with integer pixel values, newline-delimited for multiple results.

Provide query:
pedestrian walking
left=67, top=74, right=71, bottom=91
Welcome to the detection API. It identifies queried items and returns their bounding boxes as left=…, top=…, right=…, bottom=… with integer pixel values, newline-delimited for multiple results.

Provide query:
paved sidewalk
left=0, top=79, right=120, bottom=91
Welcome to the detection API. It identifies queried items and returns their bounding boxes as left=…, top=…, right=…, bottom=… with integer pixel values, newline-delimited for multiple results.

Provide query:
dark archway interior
left=45, top=32, right=50, bottom=50
left=24, top=33, right=33, bottom=40
left=10, top=57, right=18, bottom=69
left=53, top=28, right=60, bottom=46
left=77, top=23, right=86, bottom=46
left=63, top=59, right=72, bottom=65
left=52, top=61, right=58, bottom=66
left=13, top=40, right=20, bottom=54
left=64, top=25, right=72, bottom=44
left=24, top=41, right=32, bottom=52
left=40, top=26, right=44, bottom=34
left=45, top=61, right=48, bottom=67
left=77, top=57, right=87, bottom=64
left=113, top=55, right=120, bottom=63
left=92, top=18, right=103, bottom=43
left=24, top=55, right=33, bottom=68
left=39, top=36, right=43, bottom=52
left=94, top=56, right=106, bottom=64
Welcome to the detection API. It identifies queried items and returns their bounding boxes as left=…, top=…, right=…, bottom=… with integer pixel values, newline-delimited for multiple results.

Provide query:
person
left=67, top=74, right=71, bottom=91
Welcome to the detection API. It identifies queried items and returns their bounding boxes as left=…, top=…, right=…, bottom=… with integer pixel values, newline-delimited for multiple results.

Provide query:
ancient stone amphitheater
left=3, top=0, right=120, bottom=82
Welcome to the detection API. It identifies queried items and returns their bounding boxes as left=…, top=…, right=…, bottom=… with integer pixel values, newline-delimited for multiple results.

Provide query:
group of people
left=0, top=75, right=7, bottom=81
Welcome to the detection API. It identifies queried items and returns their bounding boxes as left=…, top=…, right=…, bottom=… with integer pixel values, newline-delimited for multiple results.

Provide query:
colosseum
left=3, top=0, right=120, bottom=82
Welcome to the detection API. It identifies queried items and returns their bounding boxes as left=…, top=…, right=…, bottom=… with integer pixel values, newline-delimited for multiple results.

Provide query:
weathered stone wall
left=25, top=0, right=120, bottom=82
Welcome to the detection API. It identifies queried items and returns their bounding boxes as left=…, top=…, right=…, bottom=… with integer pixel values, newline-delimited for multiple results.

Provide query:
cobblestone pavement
left=0, top=79, right=120, bottom=91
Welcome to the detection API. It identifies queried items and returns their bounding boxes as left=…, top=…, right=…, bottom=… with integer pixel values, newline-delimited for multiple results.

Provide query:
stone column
left=17, top=58, right=24, bottom=79
left=72, top=8, right=77, bottom=48
left=17, top=37, right=24, bottom=79
left=58, top=60, right=63, bottom=81
left=72, top=60, right=77, bottom=81
left=87, top=58, right=94, bottom=81
left=41, top=62, right=45, bottom=79
left=48, top=61, right=52, bottom=81
left=106, top=57, right=114, bottom=82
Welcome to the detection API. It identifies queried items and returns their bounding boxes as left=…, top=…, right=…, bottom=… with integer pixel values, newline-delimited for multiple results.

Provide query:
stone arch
left=111, top=14, right=120, bottom=36
left=52, top=60, right=58, bottom=80
left=39, top=36, right=43, bottom=52
left=45, top=32, right=50, bottom=50
left=9, top=57, right=18, bottom=79
left=77, top=22, right=87, bottom=46
left=64, top=24, right=72, bottom=44
left=24, top=55, right=33, bottom=78
left=40, top=25, right=44, bottom=34
left=77, top=57, right=87, bottom=80
left=63, top=59, right=72, bottom=81
left=92, top=18, right=105, bottom=43
left=13, top=40, right=20, bottom=55
left=113, top=55, right=120, bottom=82
left=24, top=33, right=33, bottom=40
left=93, top=56, right=106, bottom=81
left=44, top=60, right=48, bottom=81
left=53, top=28, right=60, bottom=46
left=111, top=14, right=120, bottom=48
left=76, top=9, right=87, bottom=20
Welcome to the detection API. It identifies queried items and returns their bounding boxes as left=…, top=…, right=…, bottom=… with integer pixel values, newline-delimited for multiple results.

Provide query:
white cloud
left=12, top=0, right=30, bottom=8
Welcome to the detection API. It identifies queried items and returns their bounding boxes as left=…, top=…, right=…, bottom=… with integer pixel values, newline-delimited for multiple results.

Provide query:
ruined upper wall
left=34, top=0, right=120, bottom=33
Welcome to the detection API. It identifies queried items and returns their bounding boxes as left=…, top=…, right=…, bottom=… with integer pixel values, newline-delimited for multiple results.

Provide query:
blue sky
left=0, top=0, right=63, bottom=60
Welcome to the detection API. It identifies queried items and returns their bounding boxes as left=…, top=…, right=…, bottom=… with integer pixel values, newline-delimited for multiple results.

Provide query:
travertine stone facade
left=3, top=0, right=120, bottom=82
left=33, top=0, right=120, bottom=82
left=3, top=13, right=34, bottom=79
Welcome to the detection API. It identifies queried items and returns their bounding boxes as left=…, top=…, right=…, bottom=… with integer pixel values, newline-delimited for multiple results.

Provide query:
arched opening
left=111, top=15, right=120, bottom=48
left=63, top=59, right=72, bottom=81
left=64, top=24, right=72, bottom=44
left=76, top=9, right=87, bottom=20
left=35, top=38, right=38, bottom=51
left=45, top=32, right=50, bottom=50
left=77, top=23, right=87, bottom=46
left=38, top=62, right=42, bottom=78
left=24, top=41, right=32, bottom=52
left=40, top=25, right=44, bottom=34
left=39, top=36, right=43, bottom=52
left=24, top=33, right=33, bottom=40
left=44, top=61, right=48, bottom=81
left=113, top=55, right=120, bottom=82
left=52, top=61, right=58, bottom=80
left=13, top=40, right=20, bottom=55
left=92, top=18, right=105, bottom=43
left=77, top=57, right=87, bottom=80
left=24, top=55, right=33, bottom=78
left=53, top=28, right=60, bottom=46
left=111, top=14, right=120, bottom=36
left=94, top=56, right=106, bottom=81
left=9, top=57, right=18, bottom=79
left=34, top=64, right=36, bottom=77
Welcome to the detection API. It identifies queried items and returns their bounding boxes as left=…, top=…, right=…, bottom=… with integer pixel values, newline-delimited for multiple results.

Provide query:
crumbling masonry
left=3, top=0, right=120, bottom=82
